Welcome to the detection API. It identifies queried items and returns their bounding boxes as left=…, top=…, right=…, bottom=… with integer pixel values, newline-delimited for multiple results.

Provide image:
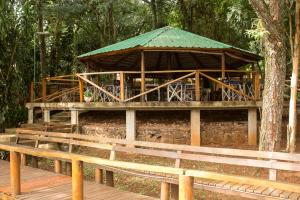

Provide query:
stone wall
left=79, top=110, right=249, bottom=147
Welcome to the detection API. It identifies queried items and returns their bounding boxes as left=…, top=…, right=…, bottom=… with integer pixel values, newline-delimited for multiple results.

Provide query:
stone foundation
left=79, top=110, right=249, bottom=146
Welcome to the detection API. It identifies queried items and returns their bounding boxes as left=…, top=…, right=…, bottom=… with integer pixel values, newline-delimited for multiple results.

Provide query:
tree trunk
left=151, top=0, right=158, bottom=28
left=287, top=0, right=300, bottom=153
left=36, top=0, right=47, bottom=78
left=249, top=0, right=287, bottom=151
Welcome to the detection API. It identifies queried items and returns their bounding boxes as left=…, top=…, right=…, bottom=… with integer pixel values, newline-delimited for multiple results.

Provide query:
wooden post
left=21, top=153, right=27, bottom=166
left=72, top=160, right=83, bottom=200
left=248, top=108, right=257, bottom=145
left=79, top=78, right=84, bottom=103
left=30, top=81, right=34, bottom=102
left=42, top=78, right=47, bottom=102
left=221, top=53, right=225, bottom=100
left=95, top=168, right=104, bottom=184
left=120, top=72, right=125, bottom=101
left=161, top=182, right=170, bottom=200
left=170, top=184, right=179, bottom=200
left=195, top=70, right=200, bottom=101
left=269, top=169, right=277, bottom=181
left=179, top=175, right=194, bottom=200
left=54, top=160, right=62, bottom=174
left=253, top=71, right=260, bottom=100
left=32, top=156, right=38, bottom=168
left=141, top=50, right=145, bottom=102
left=28, top=108, right=34, bottom=124
left=71, top=110, right=78, bottom=125
left=126, top=110, right=136, bottom=142
left=106, top=170, right=114, bottom=187
left=10, top=151, right=21, bottom=196
left=43, top=109, right=50, bottom=123
left=190, top=109, right=201, bottom=146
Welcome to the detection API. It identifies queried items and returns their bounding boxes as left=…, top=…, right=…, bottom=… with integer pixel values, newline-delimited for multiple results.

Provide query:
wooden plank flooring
left=0, top=160, right=156, bottom=200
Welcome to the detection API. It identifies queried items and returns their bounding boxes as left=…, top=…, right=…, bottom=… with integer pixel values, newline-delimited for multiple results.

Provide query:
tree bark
left=249, top=0, right=287, bottom=151
left=36, top=0, right=47, bottom=78
left=287, top=0, right=300, bottom=153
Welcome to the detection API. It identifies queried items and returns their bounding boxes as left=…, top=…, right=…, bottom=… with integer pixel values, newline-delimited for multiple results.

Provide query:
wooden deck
left=0, top=160, right=156, bottom=200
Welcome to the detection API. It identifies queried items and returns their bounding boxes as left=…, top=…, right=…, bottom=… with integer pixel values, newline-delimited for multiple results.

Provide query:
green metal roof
left=78, top=26, right=255, bottom=59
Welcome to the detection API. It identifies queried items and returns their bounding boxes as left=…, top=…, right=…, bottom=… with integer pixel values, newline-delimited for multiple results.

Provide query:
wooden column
left=195, top=70, right=200, bottom=101
left=161, top=182, right=170, bottom=200
left=170, top=184, right=179, bottom=200
left=43, top=109, right=50, bottom=123
left=253, top=71, right=260, bottom=100
left=179, top=175, right=194, bottom=200
left=221, top=53, right=225, bottom=79
left=72, top=160, right=83, bottom=200
left=30, top=81, right=34, bottom=102
left=10, top=151, right=21, bottom=196
left=269, top=168, right=277, bottom=181
left=106, top=170, right=114, bottom=187
left=126, top=110, right=136, bottom=142
left=95, top=168, right=104, bottom=184
left=141, top=50, right=145, bottom=102
left=42, top=78, right=47, bottom=102
left=248, top=108, right=257, bottom=145
left=190, top=109, right=201, bottom=146
left=54, top=160, right=62, bottom=174
left=28, top=108, right=34, bottom=124
left=21, top=154, right=27, bottom=166
left=120, top=72, right=125, bottom=101
left=79, top=78, right=84, bottom=103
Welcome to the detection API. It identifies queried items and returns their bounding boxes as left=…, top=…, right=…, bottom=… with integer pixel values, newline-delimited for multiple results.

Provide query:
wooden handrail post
left=30, top=81, right=34, bottom=102
left=10, top=151, right=21, bottom=196
left=79, top=78, right=84, bottom=103
left=195, top=70, right=200, bottom=101
left=120, top=72, right=125, bottom=101
left=95, top=168, right=104, bottom=184
left=42, top=78, right=47, bottom=102
left=161, top=182, right=170, bottom=200
left=54, top=160, right=62, bottom=174
left=21, top=153, right=27, bottom=166
left=179, top=175, right=194, bottom=200
left=72, top=159, right=83, bottom=200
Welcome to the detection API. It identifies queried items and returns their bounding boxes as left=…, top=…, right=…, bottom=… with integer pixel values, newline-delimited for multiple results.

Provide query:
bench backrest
left=16, top=128, right=300, bottom=181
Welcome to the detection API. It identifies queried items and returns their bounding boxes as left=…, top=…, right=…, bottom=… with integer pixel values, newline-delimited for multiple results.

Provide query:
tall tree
left=37, top=0, right=47, bottom=78
left=287, top=0, right=300, bottom=153
left=249, top=0, right=287, bottom=151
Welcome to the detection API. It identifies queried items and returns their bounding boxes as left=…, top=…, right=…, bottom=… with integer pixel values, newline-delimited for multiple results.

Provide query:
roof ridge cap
left=141, top=26, right=171, bottom=46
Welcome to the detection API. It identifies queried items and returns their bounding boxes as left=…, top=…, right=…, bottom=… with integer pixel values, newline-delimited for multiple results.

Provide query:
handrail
left=1, top=143, right=300, bottom=195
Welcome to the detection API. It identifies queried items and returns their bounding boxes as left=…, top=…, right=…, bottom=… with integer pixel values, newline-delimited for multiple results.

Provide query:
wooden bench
left=14, top=128, right=300, bottom=199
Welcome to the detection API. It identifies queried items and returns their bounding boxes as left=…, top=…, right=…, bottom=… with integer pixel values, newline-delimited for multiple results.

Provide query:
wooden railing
left=75, top=70, right=260, bottom=103
left=4, top=128, right=300, bottom=200
left=30, top=70, right=260, bottom=103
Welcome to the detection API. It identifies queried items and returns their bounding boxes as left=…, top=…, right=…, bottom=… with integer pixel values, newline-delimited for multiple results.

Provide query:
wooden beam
left=72, top=160, right=83, bottom=200
left=141, top=50, right=145, bottom=102
left=179, top=175, right=194, bottom=200
left=253, top=71, right=260, bottom=100
left=195, top=71, right=200, bottom=101
left=221, top=53, right=225, bottom=80
left=54, top=160, right=62, bottom=173
left=161, top=182, right=170, bottom=200
left=120, top=72, right=125, bottom=101
left=190, top=110, right=201, bottom=146
left=95, top=168, right=104, bottom=184
left=126, top=110, right=136, bottom=142
left=248, top=108, right=257, bottom=146
left=79, top=78, right=84, bottom=103
left=10, top=151, right=21, bottom=196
